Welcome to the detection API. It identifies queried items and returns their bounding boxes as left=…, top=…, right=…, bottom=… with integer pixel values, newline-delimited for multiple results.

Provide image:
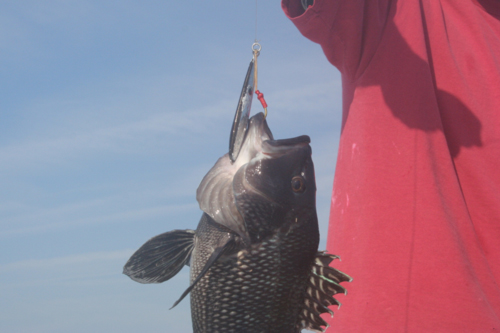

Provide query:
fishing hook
left=252, top=42, right=267, bottom=118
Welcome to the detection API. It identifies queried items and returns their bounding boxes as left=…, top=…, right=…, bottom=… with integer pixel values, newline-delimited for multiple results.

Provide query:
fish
left=123, top=59, right=351, bottom=333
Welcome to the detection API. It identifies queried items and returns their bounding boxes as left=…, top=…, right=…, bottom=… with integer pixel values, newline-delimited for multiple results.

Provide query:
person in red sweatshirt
left=283, top=0, right=500, bottom=331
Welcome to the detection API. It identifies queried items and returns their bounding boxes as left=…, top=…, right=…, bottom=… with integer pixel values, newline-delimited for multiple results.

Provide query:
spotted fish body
left=191, top=213, right=318, bottom=332
left=123, top=61, right=351, bottom=332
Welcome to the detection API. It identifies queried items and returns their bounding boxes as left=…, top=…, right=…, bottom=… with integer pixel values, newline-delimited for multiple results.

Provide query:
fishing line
left=255, top=0, right=258, bottom=42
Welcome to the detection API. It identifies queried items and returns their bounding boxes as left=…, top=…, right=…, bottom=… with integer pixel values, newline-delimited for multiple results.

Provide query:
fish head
left=197, top=112, right=317, bottom=244
left=233, top=116, right=317, bottom=242
left=238, top=134, right=316, bottom=209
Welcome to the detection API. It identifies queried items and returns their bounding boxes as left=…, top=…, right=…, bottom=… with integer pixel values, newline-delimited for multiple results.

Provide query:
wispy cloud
left=271, top=80, right=342, bottom=114
left=0, top=3, right=343, bottom=332
left=0, top=102, right=228, bottom=171
left=0, top=72, right=341, bottom=238
left=0, top=76, right=340, bottom=174
left=0, top=200, right=197, bottom=237
left=0, top=249, right=132, bottom=273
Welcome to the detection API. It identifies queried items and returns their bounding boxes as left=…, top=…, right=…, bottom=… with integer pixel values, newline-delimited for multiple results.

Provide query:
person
left=282, top=0, right=500, bottom=331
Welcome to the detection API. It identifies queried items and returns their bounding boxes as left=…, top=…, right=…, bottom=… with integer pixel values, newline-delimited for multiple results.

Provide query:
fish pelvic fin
left=298, top=252, right=352, bottom=332
left=123, top=229, right=195, bottom=284
left=170, top=231, right=236, bottom=309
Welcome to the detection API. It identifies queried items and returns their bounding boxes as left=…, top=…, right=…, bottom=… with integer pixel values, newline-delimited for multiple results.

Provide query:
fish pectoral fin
left=123, top=229, right=195, bottom=284
left=298, top=252, right=352, bottom=332
left=170, top=232, right=236, bottom=309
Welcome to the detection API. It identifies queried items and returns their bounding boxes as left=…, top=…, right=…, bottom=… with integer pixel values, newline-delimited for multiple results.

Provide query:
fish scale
left=190, top=213, right=318, bottom=333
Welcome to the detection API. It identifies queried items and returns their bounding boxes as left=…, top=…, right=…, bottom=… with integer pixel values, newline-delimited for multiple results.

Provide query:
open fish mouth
left=265, top=135, right=310, bottom=147
left=233, top=112, right=310, bottom=165
left=197, top=111, right=312, bottom=243
left=262, top=135, right=311, bottom=157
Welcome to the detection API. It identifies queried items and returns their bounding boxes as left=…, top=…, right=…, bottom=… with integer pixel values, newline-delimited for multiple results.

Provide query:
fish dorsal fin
left=297, top=252, right=352, bottom=332
left=170, top=232, right=236, bottom=309
left=123, top=229, right=195, bottom=284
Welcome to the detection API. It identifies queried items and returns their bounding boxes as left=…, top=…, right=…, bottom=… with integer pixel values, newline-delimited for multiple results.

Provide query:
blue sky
left=0, top=1, right=342, bottom=332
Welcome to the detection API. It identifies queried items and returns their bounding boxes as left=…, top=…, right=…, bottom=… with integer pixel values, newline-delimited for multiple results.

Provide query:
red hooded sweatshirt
left=283, top=0, right=500, bottom=331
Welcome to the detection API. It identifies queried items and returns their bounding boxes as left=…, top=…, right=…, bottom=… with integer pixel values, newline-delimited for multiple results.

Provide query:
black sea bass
left=123, top=60, right=351, bottom=333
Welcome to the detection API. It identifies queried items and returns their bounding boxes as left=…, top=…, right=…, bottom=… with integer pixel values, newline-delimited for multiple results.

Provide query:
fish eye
left=291, top=176, right=306, bottom=193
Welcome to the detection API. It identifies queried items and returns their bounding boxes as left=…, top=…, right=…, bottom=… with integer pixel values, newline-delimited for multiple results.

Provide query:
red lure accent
left=255, top=90, right=268, bottom=109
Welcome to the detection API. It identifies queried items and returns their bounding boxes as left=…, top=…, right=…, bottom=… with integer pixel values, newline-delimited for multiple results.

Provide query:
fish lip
left=264, top=135, right=310, bottom=147
left=261, top=135, right=310, bottom=156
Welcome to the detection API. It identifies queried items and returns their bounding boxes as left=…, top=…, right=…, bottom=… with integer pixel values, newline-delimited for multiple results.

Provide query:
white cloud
left=0, top=108, right=225, bottom=174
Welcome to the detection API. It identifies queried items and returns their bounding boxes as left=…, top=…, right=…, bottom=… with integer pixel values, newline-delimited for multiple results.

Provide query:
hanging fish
left=123, top=59, right=351, bottom=333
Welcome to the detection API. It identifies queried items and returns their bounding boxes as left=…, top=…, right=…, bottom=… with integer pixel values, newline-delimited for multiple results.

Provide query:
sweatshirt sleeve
left=282, top=0, right=393, bottom=79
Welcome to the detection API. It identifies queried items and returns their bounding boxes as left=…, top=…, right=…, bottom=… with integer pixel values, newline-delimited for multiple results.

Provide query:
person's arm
left=282, top=0, right=393, bottom=79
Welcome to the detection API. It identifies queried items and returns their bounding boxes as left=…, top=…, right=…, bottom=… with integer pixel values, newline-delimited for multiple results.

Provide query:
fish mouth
left=264, top=135, right=310, bottom=147
left=261, top=135, right=311, bottom=156
left=235, top=133, right=311, bottom=210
